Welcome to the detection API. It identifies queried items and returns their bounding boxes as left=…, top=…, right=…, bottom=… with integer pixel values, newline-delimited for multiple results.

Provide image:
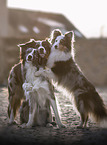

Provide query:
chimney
left=0, top=0, right=8, bottom=37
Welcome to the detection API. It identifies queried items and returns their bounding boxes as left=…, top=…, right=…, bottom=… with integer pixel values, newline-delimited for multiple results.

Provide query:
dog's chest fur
left=23, top=62, right=50, bottom=108
left=24, top=62, right=37, bottom=83
left=48, top=57, right=95, bottom=97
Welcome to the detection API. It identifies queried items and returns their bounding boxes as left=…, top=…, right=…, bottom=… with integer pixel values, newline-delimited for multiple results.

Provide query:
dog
left=18, top=39, right=64, bottom=128
left=46, top=29, right=107, bottom=128
left=8, top=39, right=53, bottom=126
left=7, top=39, right=38, bottom=124
left=8, top=62, right=24, bottom=124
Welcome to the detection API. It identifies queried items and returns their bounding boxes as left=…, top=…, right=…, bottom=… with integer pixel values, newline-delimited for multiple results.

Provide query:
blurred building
left=0, top=0, right=107, bottom=86
left=0, top=0, right=84, bottom=85
left=0, top=1, right=84, bottom=39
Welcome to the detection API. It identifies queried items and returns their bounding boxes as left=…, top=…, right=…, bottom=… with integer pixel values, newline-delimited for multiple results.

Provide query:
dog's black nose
left=28, top=55, right=32, bottom=60
left=39, top=48, right=44, bottom=54
left=55, top=45, right=57, bottom=49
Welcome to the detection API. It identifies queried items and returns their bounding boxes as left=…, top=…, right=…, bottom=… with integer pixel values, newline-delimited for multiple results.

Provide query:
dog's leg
left=25, top=103, right=37, bottom=128
left=77, top=113, right=88, bottom=128
left=77, top=113, right=85, bottom=128
left=21, top=91, right=37, bottom=128
left=45, top=101, right=52, bottom=123
left=77, top=99, right=89, bottom=128
left=20, top=100, right=29, bottom=124
left=8, top=85, right=16, bottom=124
left=45, top=102, right=54, bottom=128
left=8, top=93, right=22, bottom=124
left=9, top=108, right=14, bottom=124
left=21, top=103, right=37, bottom=128
left=8, top=95, right=15, bottom=124
left=50, top=98, right=65, bottom=128
left=84, top=115, right=89, bottom=128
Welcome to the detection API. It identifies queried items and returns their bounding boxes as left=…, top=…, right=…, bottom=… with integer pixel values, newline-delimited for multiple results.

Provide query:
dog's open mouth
left=39, top=53, right=45, bottom=58
left=27, top=56, right=33, bottom=61
left=38, top=47, right=46, bottom=58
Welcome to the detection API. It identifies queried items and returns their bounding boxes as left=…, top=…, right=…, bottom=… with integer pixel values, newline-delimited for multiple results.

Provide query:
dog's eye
left=55, top=40, right=58, bottom=42
left=55, top=45, right=57, bottom=49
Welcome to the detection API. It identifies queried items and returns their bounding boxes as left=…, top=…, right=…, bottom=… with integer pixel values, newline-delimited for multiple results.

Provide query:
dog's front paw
left=20, top=123, right=32, bottom=128
left=35, top=71, right=40, bottom=76
left=55, top=124, right=66, bottom=129
left=8, top=120, right=18, bottom=126
left=59, top=124, right=66, bottom=128
left=46, top=123, right=53, bottom=128
left=23, top=83, right=32, bottom=91
left=35, top=69, right=44, bottom=76
left=20, top=123, right=27, bottom=128
left=45, top=68, right=51, bottom=74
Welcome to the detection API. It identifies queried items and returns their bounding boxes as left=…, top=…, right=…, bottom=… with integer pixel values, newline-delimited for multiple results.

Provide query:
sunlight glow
left=7, top=0, right=107, bottom=38
left=37, top=18, right=64, bottom=27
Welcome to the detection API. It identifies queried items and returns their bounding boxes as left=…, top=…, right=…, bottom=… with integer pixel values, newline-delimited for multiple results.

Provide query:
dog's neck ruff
left=24, top=62, right=38, bottom=83
left=47, top=49, right=71, bottom=69
left=23, top=62, right=51, bottom=106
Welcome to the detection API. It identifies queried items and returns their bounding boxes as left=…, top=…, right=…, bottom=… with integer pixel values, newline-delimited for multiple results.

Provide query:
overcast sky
left=7, top=0, right=107, bottom=38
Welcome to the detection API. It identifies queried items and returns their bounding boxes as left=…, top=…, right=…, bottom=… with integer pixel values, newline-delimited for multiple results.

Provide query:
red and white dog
left=8, top=39, right=37, bottom=124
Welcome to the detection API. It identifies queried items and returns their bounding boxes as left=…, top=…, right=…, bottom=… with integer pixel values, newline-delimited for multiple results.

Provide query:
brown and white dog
left=46, top=29, right=107, bottom=128
left=8, top=39, right=64, bottom=128
left=8, top=39, right=51, bottom=125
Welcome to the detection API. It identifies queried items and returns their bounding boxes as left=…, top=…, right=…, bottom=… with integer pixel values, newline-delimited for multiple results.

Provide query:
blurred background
left=0, top=0, right=107, bottom=86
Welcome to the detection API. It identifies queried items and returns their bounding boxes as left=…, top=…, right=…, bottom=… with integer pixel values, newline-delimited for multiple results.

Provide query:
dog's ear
left=64, top=31, right=75, bottom=50
left=65, top=31, right=74, bottom=43
left=17, top=39, right=37, bottom=60
left=18, top=39, right=36, bottom=49
left=50, top=29, right=62, bottom=44
left=42, top=39, right=52, bottom=58
left=17, top=43, right=26, bottom=60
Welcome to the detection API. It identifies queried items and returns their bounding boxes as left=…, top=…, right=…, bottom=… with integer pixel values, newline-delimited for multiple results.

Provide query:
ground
left=0, top=86, right=107, bottom=145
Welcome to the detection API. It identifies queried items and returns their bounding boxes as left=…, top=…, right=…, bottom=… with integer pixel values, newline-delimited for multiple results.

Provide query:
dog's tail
left=78, top=91, right=107, bottom=127
left=88, top=91, right=107, bottom=127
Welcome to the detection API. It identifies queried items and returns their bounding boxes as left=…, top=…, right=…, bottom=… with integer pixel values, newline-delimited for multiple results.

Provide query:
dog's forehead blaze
left=56, top=35, right=64, bottom=42
left=26, top=47, right=33, bottom=52
left=35, top=40, right=49, bottom=49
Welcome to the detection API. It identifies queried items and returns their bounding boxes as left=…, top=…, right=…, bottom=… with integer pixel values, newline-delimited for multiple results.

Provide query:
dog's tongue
left=39, top=57, right=47, bottom=68
left=39, top=53, right=45, bottom=58
left=39, top=57, right=42, bottom=65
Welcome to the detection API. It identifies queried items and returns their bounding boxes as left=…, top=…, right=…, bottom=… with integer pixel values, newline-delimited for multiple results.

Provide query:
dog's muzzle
left=38, top=47, right=46, bottom=58
left=28, top=55, right=33, bottom=61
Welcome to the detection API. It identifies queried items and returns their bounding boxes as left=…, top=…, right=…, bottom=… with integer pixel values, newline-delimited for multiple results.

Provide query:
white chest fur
left=23, top=62, right=50, bottom=108
left=25, top=62, right=37, bottom=83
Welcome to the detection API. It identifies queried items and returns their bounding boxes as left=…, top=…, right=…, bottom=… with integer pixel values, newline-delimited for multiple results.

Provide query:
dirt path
left=0, top=86, right=107, bottom=145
